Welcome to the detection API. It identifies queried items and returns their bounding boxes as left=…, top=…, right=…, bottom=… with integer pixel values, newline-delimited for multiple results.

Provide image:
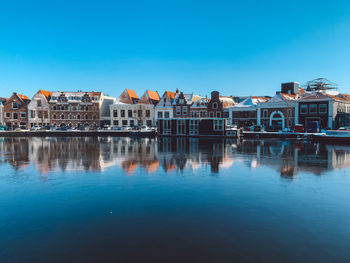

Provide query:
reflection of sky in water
left=1, top=137, right=350, bottom=262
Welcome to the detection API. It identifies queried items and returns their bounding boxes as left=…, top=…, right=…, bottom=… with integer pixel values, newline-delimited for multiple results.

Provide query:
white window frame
left=319, top=104, right=327, bottom=114
left=176, top=106, right=181, bottom=115
left=300, top=104, right=308, bottom=114
left=213, top=119, right=224, bottom=131
left=309, top=104, right=317, bottom=114
left=190, top=119, right=199, bottom=130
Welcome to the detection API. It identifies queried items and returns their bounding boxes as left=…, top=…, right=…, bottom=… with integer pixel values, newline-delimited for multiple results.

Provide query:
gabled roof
left=191, top=98, right=208, bottom=108
left=219, top=96, right=236, bottom=108
left=38, top=90, right=52, bottom=100
left=125, top=89, right=138, bottom=101
left=299, top=92, right=347, bottom=102
left=17, top=94, right=30, bottom=101
left=146, top=90, right=160, bottom=101
left=166, top=91, right=176, bottom=101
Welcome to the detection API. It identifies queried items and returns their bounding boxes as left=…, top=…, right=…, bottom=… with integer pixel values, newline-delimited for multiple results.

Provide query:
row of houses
left=229, top=81, right=350, bottom=131
left=1, top=78, right=349, bottom=131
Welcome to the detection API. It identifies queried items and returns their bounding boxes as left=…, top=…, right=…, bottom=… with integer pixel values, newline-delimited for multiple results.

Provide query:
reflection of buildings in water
left=234, top=140, right=350, bottom=177
left=2, top=137, right=350, bottom=177
left=157, top=138, right=234, bottom=173
left=0, top=137, right=30, bottom=170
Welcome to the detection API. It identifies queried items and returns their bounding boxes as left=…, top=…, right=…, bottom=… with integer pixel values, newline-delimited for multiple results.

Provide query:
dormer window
left=212, top=102, right=218, bottom=109
left=12, top=102, right=18, bottom=109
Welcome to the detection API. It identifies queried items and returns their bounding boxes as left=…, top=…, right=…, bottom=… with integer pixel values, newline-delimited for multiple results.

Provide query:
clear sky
left=1, top=0, right=350, bottom=99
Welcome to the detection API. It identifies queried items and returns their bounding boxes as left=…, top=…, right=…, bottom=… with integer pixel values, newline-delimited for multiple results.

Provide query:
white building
left=155, top=91, right=176, bottom=121
left=0, top=101, right=3, bottom=125
left=28, top=90, right=52, bottom=127
left=110, top=89, right=159, bottom=127
left=228, top=96, right=269, bottom=127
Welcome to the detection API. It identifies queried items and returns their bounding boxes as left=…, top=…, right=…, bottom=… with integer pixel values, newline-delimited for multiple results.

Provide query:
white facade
left=0, top=102, right=3, bottom=125
left=110, top=102, right=155, bottom=127
left=99, top=94, right=116, bottom=126
left=28, top=91, right=51, bottom=127
left=155, top=92, right=175, bottom=121
left=257, top=93, right=299, bottom=129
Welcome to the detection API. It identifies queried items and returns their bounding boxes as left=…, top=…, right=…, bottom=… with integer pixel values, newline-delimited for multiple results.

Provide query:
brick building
left=2, top=92, right=30, bottom=129
left=49, top=91, right=105, bottom=128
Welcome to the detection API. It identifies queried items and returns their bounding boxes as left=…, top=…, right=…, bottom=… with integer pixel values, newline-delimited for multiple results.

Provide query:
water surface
left=1, top=137, right=350, bottom=262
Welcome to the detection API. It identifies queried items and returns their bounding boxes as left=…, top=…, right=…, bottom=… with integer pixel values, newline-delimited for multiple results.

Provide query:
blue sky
left=1, top=0, right=350, bottom=98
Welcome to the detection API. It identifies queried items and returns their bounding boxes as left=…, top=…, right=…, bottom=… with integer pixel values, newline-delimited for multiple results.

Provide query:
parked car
left=58, top=126, right=72, bottom=131
left=338, top=127, right=350, bottom=130
left=30, top=126, right=41, bottom=131
left=76, top=125, right=89, bottom=131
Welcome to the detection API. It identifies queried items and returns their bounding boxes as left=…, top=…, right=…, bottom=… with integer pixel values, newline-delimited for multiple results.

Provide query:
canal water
left=0, top=137, right=350, bottom=263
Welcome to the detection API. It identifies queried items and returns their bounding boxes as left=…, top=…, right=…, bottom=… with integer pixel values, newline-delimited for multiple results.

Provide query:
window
left=300, top=104, right=308, bottom=114
left=122, top=120, right=127, bottom=126
left=190, top=120, right=199, bottom=130
left=163, top=119, right=171, bottom=130
left=85, top=106, right=89, bottom=111
left=214, top=120, right=224, bottom=131
left=319, top=104, right=327, bottom=114
left=179, top=99, right=184, bottom=104
left=128, top=110, right=133, bottom=118
left=310, top=104, right=317, bottom=114
left=53, top=106, right=57, bottom=110
left=37, top=100, right=42, bottom=107
left=44, top=111, right=48, bottom=119
left=130, top=120, right=134, bottom=126
left=146, top=110, right=150, bottom=117
left=209, top=112, right=214, bottom=117
left=113, top=110, right=118, bottom=117
left=5, top=112, right=10, bottom=118
left=85, top=115, right=89, bottom=120
left=177, top=119, right=186, bottom=135
left=13, top=113, right=18, bottom=119
left=216, top=112, right=221, bottom=118
left=182, top=106, right=187, bottom=115
left=146, top=120, right=152, bottom=126
left=263, top=110, right=268, bottom=118
left=164, top=111, right=169, bottom=118
left=94, top=96, right=98, bottom=101
left=12, top=102, right=18, bottom=109
left=121, top=110, right=125, bottom=117
left=212, top=102, right=218, bottom=109
left=176, top=106, right=181, bottom=115
left=113, top=120, right=119, bottom=126
left=38, top=111, right=42, bottom=119
left=69, top=114, right=73, bottom=120
left=158, top=111, right=163, bottom=118
left=31, top=110, right=36, bottom=118
left=53, top=115, right=57, bottom=120
left=61, top=114, right=65, bottom=119
left=138, top=110, right=142, bottom=118
left=77, top=114, right=80, bottom=120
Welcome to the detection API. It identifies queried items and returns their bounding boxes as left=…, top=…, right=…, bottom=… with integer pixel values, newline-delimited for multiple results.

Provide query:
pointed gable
left=38, top=90, right=52, bottom=101
left=119, top=89, right=139, bottom=104
left=138, top=90, right=160, bottom=105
